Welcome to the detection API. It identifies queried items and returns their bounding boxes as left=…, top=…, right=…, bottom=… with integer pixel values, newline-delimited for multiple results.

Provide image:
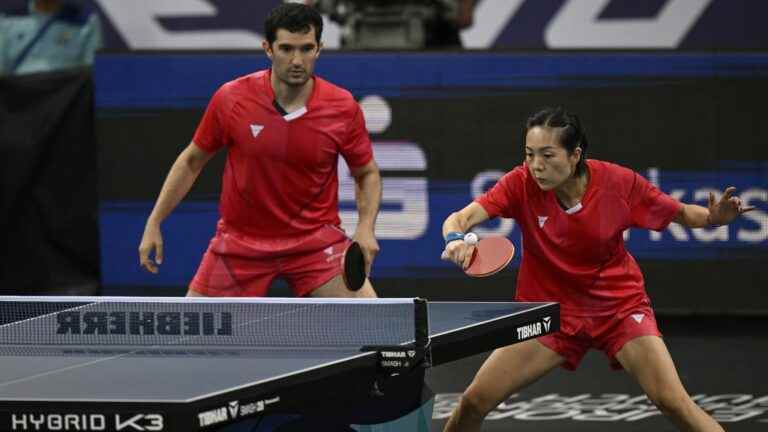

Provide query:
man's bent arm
left=350, top=159, right=382, bottom=234
left=350, top=159, right=382, bottom=273
left=147, top=142, right=215, bottom=226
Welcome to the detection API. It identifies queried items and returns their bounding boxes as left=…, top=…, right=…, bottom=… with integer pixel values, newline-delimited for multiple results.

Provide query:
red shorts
left=538, top=302, right=662, bottom=371
left=190, top=221, right=350, bottom=297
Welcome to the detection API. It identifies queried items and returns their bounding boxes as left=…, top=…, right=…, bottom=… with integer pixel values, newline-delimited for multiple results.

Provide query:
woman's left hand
left=707, top=187, right=755, bottom=225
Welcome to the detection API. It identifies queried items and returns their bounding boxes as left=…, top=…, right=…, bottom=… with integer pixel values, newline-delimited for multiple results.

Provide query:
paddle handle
left=440, top=232, right=477, bottom=260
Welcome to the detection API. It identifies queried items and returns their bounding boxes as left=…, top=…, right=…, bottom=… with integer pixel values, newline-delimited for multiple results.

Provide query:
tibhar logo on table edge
left=198, top=397, right=279, bottom=427
left=8, top=413, right=164, bottom=431
left=516, top=316, right=552, bottom=340
left=55, top=311, right=233, bottom=336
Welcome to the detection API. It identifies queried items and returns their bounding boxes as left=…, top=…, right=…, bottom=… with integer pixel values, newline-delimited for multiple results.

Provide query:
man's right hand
left=139, top=223, right=163, bottom=273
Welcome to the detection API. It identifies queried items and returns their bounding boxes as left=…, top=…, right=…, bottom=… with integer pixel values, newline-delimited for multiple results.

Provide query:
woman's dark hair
left=524, top=107, right=589, bottom=177
left=264, top=3, right=324, bottom=46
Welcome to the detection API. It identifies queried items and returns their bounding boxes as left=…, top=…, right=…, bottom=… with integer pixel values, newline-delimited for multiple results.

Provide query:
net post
left=413, top=298, right=431, bottom=367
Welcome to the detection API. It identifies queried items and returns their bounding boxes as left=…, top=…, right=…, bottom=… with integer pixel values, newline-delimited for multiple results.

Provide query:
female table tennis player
left=440, top=107, right=753, bottom=432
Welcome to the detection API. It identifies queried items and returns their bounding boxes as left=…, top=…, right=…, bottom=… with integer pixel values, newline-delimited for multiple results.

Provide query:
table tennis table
left=0, top=297, right=559, bottom=431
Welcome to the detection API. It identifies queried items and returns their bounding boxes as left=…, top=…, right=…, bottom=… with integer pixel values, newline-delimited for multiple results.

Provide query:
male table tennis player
left=440, top=107, right=753, bottom=431
left=139, top=4, right=381, bottom=298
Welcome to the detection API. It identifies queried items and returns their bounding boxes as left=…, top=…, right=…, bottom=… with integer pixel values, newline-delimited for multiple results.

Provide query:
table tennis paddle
left=442, top=235, right=515, bottom=277
left=465, top=236, right=515, bottom=277
left=341, top=241, right=366, bottom=291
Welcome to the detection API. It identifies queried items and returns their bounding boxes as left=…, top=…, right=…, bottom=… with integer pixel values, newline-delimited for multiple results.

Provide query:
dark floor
left=427, top=316, right=768, bottom=431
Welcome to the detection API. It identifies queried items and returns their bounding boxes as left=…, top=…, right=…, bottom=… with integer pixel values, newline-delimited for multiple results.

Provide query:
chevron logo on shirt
left=538, top=216, right=548, bottom=228
left=250, top=124, right=264, bottom=138
left=631, top=313, right=645, bottom=323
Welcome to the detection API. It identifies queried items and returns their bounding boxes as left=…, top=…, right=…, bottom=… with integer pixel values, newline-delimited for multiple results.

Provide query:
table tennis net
left=0, top=297, right=424, bottom=349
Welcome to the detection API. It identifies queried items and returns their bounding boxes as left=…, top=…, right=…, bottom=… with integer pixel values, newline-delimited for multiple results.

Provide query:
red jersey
left=476, top=160, right=682, bottom=316
left=193, top=70, right=373, bottom=238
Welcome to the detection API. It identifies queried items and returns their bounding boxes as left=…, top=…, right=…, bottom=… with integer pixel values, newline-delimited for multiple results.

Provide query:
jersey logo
left=538, top=216, right=548, bottom=228
left=250, top=124, right=264, bottom=138
left=631, top=313, right=645, bottom=324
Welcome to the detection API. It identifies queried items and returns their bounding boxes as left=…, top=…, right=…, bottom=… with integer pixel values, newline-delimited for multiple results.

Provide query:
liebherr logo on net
left=9, top=413, right=164, bottom=431
left=56, top=311, right=233, bottom=336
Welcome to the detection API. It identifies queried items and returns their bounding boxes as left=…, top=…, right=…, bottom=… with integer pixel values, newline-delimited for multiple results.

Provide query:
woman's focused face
left=524, top=126, right=581, bottom=191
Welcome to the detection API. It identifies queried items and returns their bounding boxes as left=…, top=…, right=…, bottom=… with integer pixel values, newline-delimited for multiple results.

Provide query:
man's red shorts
left=537, top=302, right=662, bottom=371
left=190, top=221, right=350, bottom=297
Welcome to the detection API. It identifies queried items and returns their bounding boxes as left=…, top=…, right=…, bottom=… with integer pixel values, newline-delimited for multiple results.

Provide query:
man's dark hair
left=264, top=3, right=324, bottom=45
left=524, top=107, right=590, bottom=177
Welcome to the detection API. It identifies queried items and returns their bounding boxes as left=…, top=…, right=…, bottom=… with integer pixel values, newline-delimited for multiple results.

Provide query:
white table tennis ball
left=464, top=232, right=478, bottom=245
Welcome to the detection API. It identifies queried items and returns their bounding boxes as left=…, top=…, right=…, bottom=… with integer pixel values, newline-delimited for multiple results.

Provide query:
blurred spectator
left=425, top=0, right=473, bottom=48
left=312, top=0, right=474, bottom=49
left=0, top=0, right=102, bottom=77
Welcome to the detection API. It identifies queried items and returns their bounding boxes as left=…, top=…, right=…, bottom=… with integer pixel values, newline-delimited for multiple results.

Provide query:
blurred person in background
left=308, top=0, right=474, bottom=49
left=0, top=0, right=102, bottom=77
left=424, top=0, right=473, bottom=48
